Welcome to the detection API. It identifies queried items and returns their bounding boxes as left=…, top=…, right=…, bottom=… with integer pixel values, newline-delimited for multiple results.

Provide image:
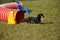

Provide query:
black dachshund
left=24, top=13, right=45, bottom=24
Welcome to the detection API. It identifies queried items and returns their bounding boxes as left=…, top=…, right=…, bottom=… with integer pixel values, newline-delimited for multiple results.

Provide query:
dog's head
left=37, top=13, right=45, bottom=18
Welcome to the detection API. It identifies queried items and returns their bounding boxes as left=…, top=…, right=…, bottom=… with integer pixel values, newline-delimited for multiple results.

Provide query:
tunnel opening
left=16, top=10, right=24, bottom=24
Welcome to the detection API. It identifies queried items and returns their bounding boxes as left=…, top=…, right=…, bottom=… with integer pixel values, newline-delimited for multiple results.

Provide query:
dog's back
left=24, top=17, right=35, bottom=23
left=24, top=13, right=45, bottom=23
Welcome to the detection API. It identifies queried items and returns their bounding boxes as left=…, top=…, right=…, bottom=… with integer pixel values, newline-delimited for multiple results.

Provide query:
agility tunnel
left=0, top=8, right=24, bottom=24
left=0, top=1, right=24, bottom=11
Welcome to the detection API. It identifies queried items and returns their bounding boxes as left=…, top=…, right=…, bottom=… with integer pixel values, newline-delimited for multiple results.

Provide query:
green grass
left=0, top=0, right=60, bottom=40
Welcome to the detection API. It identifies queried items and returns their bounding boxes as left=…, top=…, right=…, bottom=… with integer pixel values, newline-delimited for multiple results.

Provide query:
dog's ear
left=38, top=13, right=45, bottom=18
left=40, top=14, right=45, bottom=18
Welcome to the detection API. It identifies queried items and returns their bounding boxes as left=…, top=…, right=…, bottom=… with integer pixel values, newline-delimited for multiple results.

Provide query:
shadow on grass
left=40, top=22, right=54, bottom=24
left=57, top=36, right=60, bottom=40
left=22, top=22, right=54, bottom=24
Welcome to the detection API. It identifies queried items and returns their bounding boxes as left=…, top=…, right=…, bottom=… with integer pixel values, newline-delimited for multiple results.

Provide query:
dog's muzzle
left=42, top=16, right=45, bottom=18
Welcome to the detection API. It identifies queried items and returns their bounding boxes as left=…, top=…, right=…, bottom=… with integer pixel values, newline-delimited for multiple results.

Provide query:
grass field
left=0, top=0, right=60, bottom=40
